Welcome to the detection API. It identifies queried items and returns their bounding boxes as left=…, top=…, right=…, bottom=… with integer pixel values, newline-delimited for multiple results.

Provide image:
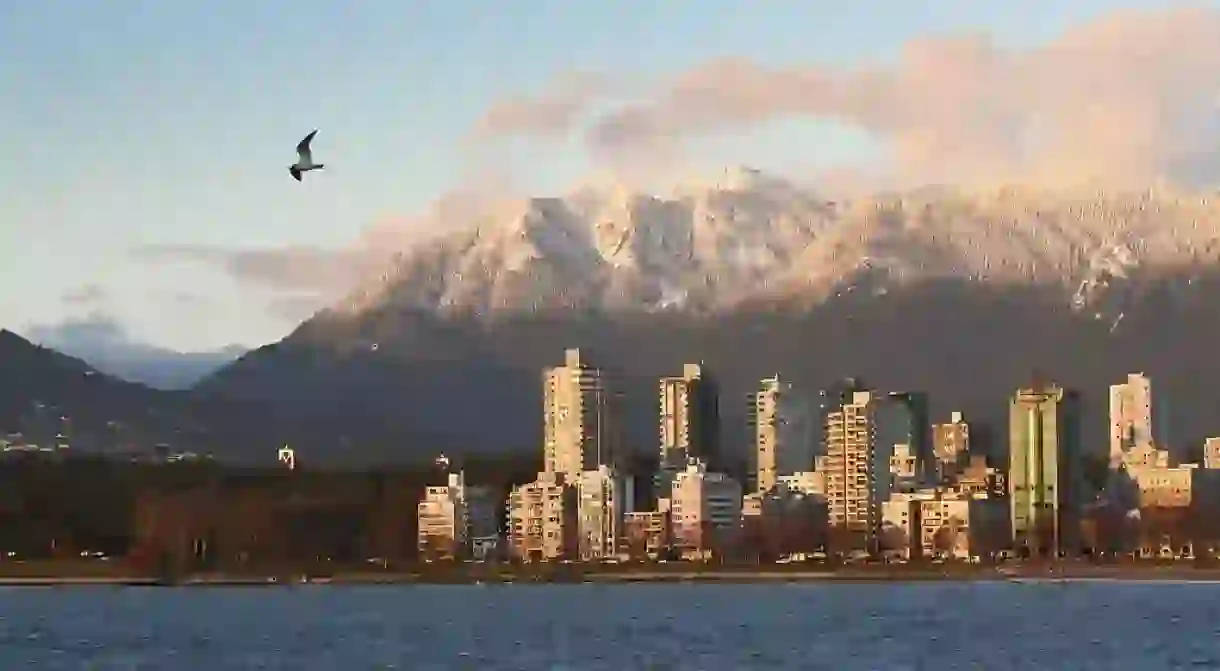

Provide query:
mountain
left=0, top=330, right=278, bottom=462
left=25, top=319, right=245, bottom=390
left=200, top=170, right=1220, bottom=463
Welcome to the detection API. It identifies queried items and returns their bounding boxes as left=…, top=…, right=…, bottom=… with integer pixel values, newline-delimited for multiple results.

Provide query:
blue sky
left=0, top=0, right=1201, bottom=352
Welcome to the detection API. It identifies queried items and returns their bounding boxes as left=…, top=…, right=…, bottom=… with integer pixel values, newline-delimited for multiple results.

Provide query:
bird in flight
left=289, top=130, right=325, bottom=182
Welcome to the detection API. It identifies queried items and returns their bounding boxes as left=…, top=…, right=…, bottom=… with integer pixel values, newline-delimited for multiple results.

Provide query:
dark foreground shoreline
left=5, top=562, right=1220, bottom=586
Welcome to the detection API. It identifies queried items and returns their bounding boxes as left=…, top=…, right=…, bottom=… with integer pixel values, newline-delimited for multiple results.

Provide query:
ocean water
left=1, top=582, right=1219, bottom=669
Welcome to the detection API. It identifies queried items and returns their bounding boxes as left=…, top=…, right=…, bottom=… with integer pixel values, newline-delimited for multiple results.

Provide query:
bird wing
left=296, top=130, right=318, bottom=162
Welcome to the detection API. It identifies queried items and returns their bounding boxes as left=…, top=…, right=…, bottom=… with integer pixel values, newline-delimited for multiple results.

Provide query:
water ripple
left=0, top=582, right=1216, bottom=669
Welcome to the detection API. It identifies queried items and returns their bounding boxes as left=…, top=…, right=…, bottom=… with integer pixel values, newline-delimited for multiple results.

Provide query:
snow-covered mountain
left=204, top=169, right=1220, bottom=464
left=320, top=168, right=1220, bottom=326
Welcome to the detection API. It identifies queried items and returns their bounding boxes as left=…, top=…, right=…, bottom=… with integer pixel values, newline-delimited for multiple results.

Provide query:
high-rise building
left=543, top=349, right=620, bottom=482
left=417, top=471, right=496, bottom=559
left=1204, top=437, right=1220, bottom=469
left=657, top=363, right=720, bottom=494
left=507, top=472, right=578, bottom=562
left=1109, top=373, right=1153, bottom=468
left=823, top=390, right=885, bottom=547
left=823, top=389, right=928, bottom=549
left=669, top=461, right=742, bottom=557
left=749, top=375, right=815, bottom=493
left=576, top=466, right=631, bottom=561
left=817, top=377, right=867, bottom=456
left=932, top=411, right=971, bottom=481
left=1008, top=383, right=1081, bottom=557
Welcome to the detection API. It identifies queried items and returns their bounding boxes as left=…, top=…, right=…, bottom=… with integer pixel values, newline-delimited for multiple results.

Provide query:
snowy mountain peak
left=325, top=171, right=1220, bottom=322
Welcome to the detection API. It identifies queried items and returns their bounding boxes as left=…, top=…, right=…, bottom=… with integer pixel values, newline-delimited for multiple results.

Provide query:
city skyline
left=5, top=341, right=1220, bottom=565
left=428, top=350, right=1220, bottom=563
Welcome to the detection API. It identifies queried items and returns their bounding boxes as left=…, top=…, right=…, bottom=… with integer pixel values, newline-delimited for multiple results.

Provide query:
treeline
left=0, top=453, right=545, bottom=573
left=1081, top=503, right=1220, bottom=559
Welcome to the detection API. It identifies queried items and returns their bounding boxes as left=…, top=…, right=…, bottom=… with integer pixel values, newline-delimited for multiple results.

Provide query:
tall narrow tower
left=749, top=375, right=814, bottom=493
left=1009, top=382, right=1080, bottom=558
left=658, top=363, right=720, bottom=468
left=1108, top=373, right=1153, bottom=468
left=543, top=348, right=619, bottom=482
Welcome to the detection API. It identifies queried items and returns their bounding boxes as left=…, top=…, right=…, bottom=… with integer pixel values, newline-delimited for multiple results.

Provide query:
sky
left=3, top=0, right=1218, bottom=353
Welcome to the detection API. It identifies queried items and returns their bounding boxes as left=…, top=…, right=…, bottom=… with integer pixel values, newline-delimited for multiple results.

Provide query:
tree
left=1079, top=453, right=1110, bottom=500
left=827, top=525, right=869, bottom=558
left=878, top=522, right=910, bottom=558
left=932, top=517, right=966, bottom=559
left=1080, top=501, right=1126, bottom=558
left=740, top=514, right=767, bottom=564
left=623, top=523, right=651, bottom=561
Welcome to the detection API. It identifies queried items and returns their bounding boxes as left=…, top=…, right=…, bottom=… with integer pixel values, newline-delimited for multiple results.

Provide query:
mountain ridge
left=23, top=320, right=246, bottom=390
left=311, top=172, right=1220, bottom=333
left=197, top=174, right=1220, bottom=464
left=0, top=329, right=285, bottom=463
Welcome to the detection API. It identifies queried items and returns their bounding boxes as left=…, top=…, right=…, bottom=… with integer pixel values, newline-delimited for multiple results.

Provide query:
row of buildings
left=415, top=351, right=1220, bottom=563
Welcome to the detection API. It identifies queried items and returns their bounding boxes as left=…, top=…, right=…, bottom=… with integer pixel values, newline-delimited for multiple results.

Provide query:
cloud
left=468, top=71, right=617, bottom=143
left=266, top=293, right=329, bottom=323
left=133, top=243, right=375, bottom=294
left=61, top=283, right=107, bottom=306
left=137, top=7, right=1220, bottom=314
left=487, top=7, right=1220, bottom=189
left=131, top=183, right=516, bottom=317
left=30, top=312, right=126, bottom=346
left=169, top=291, right=211, bottom=308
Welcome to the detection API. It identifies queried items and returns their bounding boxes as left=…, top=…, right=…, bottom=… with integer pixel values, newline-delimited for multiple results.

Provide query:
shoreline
left=6, top=564, right=1220, bottom=587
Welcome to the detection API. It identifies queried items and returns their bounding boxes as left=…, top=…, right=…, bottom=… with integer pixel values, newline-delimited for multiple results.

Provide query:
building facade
left=932, top=411, right=970, bottom=481
left=823, top=390, right=929, bottom=549
left=1109, top=373, right=1155, bottom=469
left=621, top=510, right=671, bottom=558
left=825, top=391, right=878, bottom=543
left=543, top=349, right=620, bottom=482
left=657, top=363, right=720, bottom=497
left=669, top=461, right=743, bottom=558
left=507, top=472, right=577, bottom=562
left=1204, top=437, right=1220, bottom=469
left=879, top=496, right=923, bottom=559
left=576, top=466, right=630, bottom=561
left=1008, top=383, right=1080, bottom=557
left=417, top=471, right=495, bottom=560
left=750, top=375, right=815, bottom=494
left=918, top=495, right=1008, bottom=560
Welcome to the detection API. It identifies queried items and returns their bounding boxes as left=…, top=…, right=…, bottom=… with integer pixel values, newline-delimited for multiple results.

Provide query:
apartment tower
left=657, top=363, right=720, bottom=496
left=543, top=348, right=619, bottom=482
left=749, top=375, right=815, bottom=493
left=932, top=411, right=971, bottom=482
left=1009, top=382, right=1081, bottom=557
left=669, top=460, right=743, bottom=557
left=576, top=466, right=631, bottom=561
left=1108, top=372, right=1154, bottom=468
left=823, top=389, right=929, bottom=549
left=507, top=472, right=577, bottom=562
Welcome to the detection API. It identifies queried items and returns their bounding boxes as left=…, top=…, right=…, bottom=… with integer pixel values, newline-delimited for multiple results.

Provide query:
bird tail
left=315, top=164, right=325, bottom=170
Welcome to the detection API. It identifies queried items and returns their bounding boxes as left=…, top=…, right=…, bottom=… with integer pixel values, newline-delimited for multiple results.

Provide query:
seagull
left=289, top=129, right=325, bottom=182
